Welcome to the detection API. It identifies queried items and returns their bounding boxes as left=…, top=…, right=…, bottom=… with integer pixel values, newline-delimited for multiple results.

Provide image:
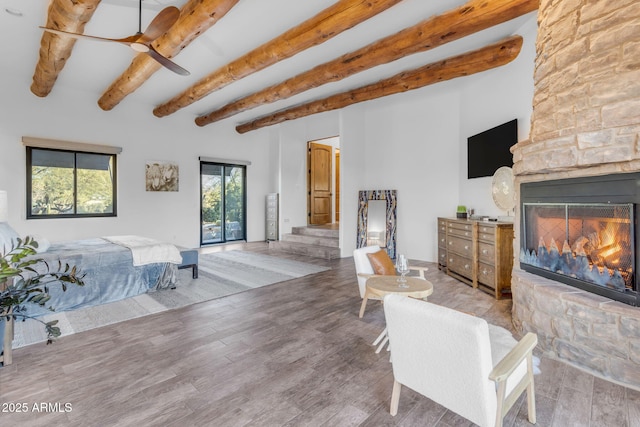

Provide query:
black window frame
left=26, top=147, right=118, bottom=219
left=200, top=161, right=247, bottom=245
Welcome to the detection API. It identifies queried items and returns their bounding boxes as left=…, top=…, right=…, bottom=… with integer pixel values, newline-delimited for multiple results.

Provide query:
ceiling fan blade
left=40, top=27, right=138, bottom=45
left=138, top=6, right=180, bottom=44
left=146, top=46, right=190, bottom=76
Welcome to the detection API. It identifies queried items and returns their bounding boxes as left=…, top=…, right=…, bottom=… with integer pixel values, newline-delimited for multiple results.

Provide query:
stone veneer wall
left=510, top=0, right=640, bottom=388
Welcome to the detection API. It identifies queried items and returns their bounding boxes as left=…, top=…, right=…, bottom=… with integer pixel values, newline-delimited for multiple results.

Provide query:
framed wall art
left=145, top=161, right=179, bottom=192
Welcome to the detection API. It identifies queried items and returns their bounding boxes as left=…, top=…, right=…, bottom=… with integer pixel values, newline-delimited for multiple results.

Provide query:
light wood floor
left=1, top=243, right=639, bottom=426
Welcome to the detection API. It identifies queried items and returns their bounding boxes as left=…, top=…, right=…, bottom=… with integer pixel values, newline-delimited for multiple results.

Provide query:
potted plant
left=1, top=236, right=84, bottom=360
left=456, top=205, right=468, bottom=219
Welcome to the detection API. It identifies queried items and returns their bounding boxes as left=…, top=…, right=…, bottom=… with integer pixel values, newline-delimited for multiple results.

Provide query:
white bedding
left=103, top=235, right=183, bottom=266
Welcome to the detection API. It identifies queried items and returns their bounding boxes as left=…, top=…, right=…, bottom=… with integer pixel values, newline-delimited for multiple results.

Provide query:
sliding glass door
left=200, top=162, right=246, bottom=245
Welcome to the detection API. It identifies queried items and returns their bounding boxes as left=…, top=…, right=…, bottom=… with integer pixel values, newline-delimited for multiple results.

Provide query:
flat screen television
left=467, top=119, right=517, bottom=179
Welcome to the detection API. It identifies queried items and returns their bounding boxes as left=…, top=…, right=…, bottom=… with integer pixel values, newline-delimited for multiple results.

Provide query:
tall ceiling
left=0, top=0, right=537, bottom=132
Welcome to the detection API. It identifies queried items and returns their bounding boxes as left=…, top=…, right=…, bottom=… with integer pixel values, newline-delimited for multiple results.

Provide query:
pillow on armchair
left=367, top=250, right=396, bottom=275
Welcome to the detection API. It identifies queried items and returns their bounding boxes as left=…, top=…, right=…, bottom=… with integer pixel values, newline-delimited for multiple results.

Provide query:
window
left=27, top=147, right=117, bottom=218
left=201, top=162, right=246, bottom=245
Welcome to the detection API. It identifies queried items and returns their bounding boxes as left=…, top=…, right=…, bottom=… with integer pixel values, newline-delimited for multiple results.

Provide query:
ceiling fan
left=39, top=0, right=189, bottom=76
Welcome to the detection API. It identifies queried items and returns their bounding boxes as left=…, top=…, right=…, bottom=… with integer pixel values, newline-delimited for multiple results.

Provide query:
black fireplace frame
left=520, top=173, right=640, bottom=306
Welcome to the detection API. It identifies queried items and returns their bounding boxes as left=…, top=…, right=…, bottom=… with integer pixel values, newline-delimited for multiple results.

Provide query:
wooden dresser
left=437, top=217, right=514, bottom=299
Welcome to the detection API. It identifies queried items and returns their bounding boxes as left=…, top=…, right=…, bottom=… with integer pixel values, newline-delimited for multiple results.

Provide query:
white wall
left=458, top=18, right=538, bottom=218
left=357, top=82, right=462, bottom=261
left=276, top=17, right=537, bottom=263
left=0, top=76, right=273, bottom=248
left=276, top=112, right=339, bottom=235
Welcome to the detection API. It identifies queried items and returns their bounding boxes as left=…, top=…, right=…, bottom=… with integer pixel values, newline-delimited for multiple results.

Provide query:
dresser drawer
left=448, top=253, right=473, bottom=278
left=478, top=242, right=495, bottom=264
left=447, top=236, right=473, bottom=257
left=447, top=221, right=473, bottom=238
left=438, top=232, right=447, bottom=249
left=478, top=262, right=496, bottom=288
left=478, top=225, right=496, bottom=243
left=438, top=248, right=447, bottom=266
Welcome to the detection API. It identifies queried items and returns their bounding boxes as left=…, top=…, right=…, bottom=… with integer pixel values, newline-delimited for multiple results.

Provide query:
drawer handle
left=449, top=241, right=453, bottom=245
left=464, top=245, right=469, bottom=250
left=464, top=264, right=470, bottom=269
left=449, top=258, right=453, bottom=262
left=482, top=268, right=489, bottom=275
left=482, top=234, right=487, bottom=239
left=441, top=238, right=445, bottom=243
left=482, top=249, right=488, bottom=255
left=465, top=232, right=469, bottom=236
left=440, top=254, right=445, bottom=259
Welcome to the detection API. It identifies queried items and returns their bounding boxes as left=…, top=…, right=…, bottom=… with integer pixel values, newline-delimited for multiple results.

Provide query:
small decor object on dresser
left=456, top=205, right=467, bottom=219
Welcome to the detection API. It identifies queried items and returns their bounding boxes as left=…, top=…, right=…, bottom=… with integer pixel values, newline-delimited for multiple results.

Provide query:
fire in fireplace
left=520, top=174, right=639, bottom=306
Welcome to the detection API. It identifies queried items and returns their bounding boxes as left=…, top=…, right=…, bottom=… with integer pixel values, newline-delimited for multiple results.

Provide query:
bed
left=1, top=224, right=182, bottom=317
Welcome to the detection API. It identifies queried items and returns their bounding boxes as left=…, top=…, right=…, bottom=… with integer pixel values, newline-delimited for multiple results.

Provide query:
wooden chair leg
left=527, top=356, right=537, bottom=424
left=375, top=335, right=389, bottom=354
left=372, top=327, right=387, bottom=346
left=495, top=381, right=506, bottom=427
left=359, top=294, right=369, bottom=318
left=390, top=379, right=402, bottom=416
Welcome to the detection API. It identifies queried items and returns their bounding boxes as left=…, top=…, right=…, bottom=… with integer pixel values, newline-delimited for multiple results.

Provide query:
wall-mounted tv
left=467, top=119, right=517, bottom=179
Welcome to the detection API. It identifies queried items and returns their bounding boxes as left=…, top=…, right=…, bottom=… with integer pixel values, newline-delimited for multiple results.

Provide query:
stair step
left=291, top=226, right=339, bottom=239
left=282, top=233, right=339, bottom=248
left=269, top=240, right=340, bottom=260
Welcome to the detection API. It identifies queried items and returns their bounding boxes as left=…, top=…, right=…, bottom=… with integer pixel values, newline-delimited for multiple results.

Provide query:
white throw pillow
left=27, top=235, right=50, bottom=253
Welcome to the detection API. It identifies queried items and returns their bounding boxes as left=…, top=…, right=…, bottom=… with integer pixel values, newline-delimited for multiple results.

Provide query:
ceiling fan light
left=130, top=42, right=150, bottom=53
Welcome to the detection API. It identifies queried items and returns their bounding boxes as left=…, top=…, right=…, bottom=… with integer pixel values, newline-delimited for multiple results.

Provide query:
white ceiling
left=0, top=0, right=537, bottom=128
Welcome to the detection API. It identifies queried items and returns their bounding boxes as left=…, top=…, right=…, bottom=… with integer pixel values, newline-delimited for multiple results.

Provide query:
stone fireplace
left=511, top=0, right=640, bottom=388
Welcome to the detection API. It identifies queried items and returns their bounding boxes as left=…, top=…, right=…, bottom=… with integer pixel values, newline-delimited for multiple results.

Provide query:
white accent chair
left=353, top=245, right=427, bottom=318
left=383, top=294, right=538, bottom=427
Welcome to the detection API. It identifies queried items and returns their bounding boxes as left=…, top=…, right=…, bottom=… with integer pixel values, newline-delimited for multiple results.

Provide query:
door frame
left=307, top=136, right=340, bottom=225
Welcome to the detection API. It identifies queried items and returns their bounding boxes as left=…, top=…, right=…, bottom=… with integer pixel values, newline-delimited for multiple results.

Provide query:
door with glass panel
left=200, top=162, right=246, bottom=245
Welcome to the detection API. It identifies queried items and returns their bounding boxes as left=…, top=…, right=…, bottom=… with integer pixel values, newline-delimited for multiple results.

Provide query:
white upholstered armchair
left=383, top=294, right=538, bottom=427
left=353, top=245, right=427, bottom=318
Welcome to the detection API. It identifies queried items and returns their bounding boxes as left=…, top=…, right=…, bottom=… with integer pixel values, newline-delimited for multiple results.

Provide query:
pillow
left=27, top=235, right=50, bottom=253
left=0, top=222, right=20, bottom=254
left=367, top=250, right=396, bottom=275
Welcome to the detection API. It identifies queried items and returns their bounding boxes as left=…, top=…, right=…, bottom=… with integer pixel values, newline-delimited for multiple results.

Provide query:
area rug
left=11, top=251, right=329, bottom=348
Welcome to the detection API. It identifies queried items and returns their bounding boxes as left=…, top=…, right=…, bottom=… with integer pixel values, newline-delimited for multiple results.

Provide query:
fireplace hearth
left=520, top=173, right=639, bottom=306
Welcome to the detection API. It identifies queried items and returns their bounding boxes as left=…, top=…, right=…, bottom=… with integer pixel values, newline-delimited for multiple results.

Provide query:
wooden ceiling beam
left=197, top=0, right=538, bottom=127
left=152, top=0, right=404, bottom=118
left=97, top=0, right=239, bottom=111
left=235, top=35, right=523, bottom=134
left=31, top=0, right=103, bottom=98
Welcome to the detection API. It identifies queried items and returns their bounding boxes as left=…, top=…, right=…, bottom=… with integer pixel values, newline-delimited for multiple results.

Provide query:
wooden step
left=282, top=233, right=339, bottom=248
left=270, top=225, right=340, bottom=260
left=268, top=240, right=340, bottom=260
left=291, top=226, right=339, bottom=239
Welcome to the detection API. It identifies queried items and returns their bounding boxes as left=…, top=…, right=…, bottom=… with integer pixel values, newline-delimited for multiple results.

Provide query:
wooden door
left=308, top=142, right=332, bottom=225
left=335, top=149, right=340, bottom=222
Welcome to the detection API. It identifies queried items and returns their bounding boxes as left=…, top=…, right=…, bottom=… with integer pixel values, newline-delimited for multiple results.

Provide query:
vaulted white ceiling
left=0, top=0, right=537, bottom=130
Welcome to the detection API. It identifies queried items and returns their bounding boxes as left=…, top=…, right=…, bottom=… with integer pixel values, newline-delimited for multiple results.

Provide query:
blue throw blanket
left=22, top=238, right=176, bottom=317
